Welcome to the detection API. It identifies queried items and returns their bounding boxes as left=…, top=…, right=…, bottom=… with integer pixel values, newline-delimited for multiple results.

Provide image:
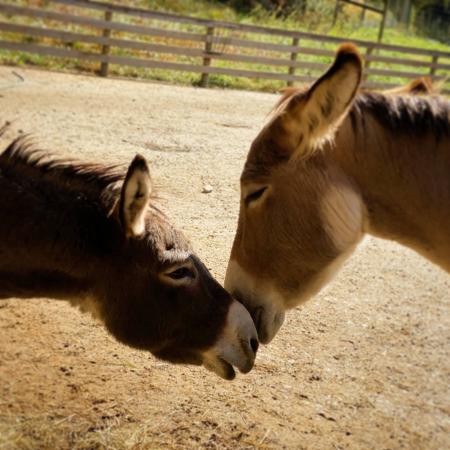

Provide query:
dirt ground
left=0, top=66, right=449, bottom=450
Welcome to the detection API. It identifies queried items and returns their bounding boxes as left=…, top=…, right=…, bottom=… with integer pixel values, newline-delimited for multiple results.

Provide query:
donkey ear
left=282, top=43, right=362, bottom=157
left=119, top=154, right=152, bottom=237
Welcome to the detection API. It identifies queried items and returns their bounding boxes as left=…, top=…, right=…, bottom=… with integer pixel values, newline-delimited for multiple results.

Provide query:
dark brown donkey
left=225, top=43, right=450, bottom=344
left=0, top=130, right=258, bottom=380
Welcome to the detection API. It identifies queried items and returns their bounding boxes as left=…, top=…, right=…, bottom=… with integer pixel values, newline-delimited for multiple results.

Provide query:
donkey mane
left=350, top=92, right=450, bottom=139
left=0, top=134, right=126, bottom=208
left=270, top=88, right=449, bottom=150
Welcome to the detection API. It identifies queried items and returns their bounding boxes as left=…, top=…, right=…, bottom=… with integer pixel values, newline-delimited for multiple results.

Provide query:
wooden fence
left=0, top=0, right=449, bottom=93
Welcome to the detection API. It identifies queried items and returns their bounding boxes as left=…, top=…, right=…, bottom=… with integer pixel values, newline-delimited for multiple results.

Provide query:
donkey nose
left=203, top=300, right=258, bottom=379
left=237, top=317, right=259, bottom=373
left=250, top=337, right=259, bottom=354
left=228, top=301, right=259, bottom=373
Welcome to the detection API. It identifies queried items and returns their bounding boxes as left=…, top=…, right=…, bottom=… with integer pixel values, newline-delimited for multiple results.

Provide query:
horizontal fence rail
left=0, top=0, right=448, bottom=93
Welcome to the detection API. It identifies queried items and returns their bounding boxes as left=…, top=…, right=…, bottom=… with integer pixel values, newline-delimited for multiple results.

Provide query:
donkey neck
left=333, top=93, right=450, bottom=270
left=0, top=143, right=123, bottom=300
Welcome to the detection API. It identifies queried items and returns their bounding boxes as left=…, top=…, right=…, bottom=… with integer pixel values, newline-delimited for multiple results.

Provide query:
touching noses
left=250, top=335, right=259, bottom=354
left=226, top=299, right=259, bottom=373
left=230, top=300, right=259, bottom=372
left=225, top=260, right=286, bottom=344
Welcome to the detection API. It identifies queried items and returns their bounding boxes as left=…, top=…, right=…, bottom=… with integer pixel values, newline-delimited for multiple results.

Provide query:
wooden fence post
left=199, top=26, right=214, bottom=87
left=429, top=54, right=438, bottom=77
left=377, top=0, right=388, bottom=43
left=99, top=10, right=113, bottom=77
left=332, top=0, right=341, bottom=26
left=363, top=45, right=374, bottom=82
left=360, top=0, right=367, bottom=23
left=287, top=37, right=299, bottom=87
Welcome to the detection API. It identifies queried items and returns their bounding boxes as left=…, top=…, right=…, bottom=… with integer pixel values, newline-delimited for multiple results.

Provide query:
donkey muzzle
left=252, top=305, right=285, bottom=344
left=203, top=300, right=258, bottom=380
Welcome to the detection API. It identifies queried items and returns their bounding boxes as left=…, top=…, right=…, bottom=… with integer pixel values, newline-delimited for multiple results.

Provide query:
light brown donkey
left=225, top=43, right=450, bottom=344
left=0, top=130, right=258, bottom=379
left=382, top=76, right=441, bottom=96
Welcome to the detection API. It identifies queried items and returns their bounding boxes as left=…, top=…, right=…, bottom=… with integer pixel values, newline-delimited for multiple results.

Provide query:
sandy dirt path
left=0, top=66, right=449, bottom=450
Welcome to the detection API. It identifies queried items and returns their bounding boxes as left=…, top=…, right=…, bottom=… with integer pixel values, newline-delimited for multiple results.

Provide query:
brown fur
left=0, top=131, right=257, bottom=377
left=382, top=76, right=439, bottom=96
left=225, top=43, right=450, bottom=344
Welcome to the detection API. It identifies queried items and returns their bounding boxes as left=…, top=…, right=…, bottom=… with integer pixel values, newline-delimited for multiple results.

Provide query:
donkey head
left=225, top=44, right=364, bottom=344
left=93, top=155, right=258, bottom=379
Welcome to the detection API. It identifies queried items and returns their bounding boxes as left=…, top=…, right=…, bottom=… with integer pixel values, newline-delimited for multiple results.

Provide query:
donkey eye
left=167, top=267, right=195, bottom=280
left=245, top=187, right=268, bottom=205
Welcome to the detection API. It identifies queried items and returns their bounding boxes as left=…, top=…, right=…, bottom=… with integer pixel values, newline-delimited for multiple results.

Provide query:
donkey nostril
left=250, top=337, right=259, bottom=354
